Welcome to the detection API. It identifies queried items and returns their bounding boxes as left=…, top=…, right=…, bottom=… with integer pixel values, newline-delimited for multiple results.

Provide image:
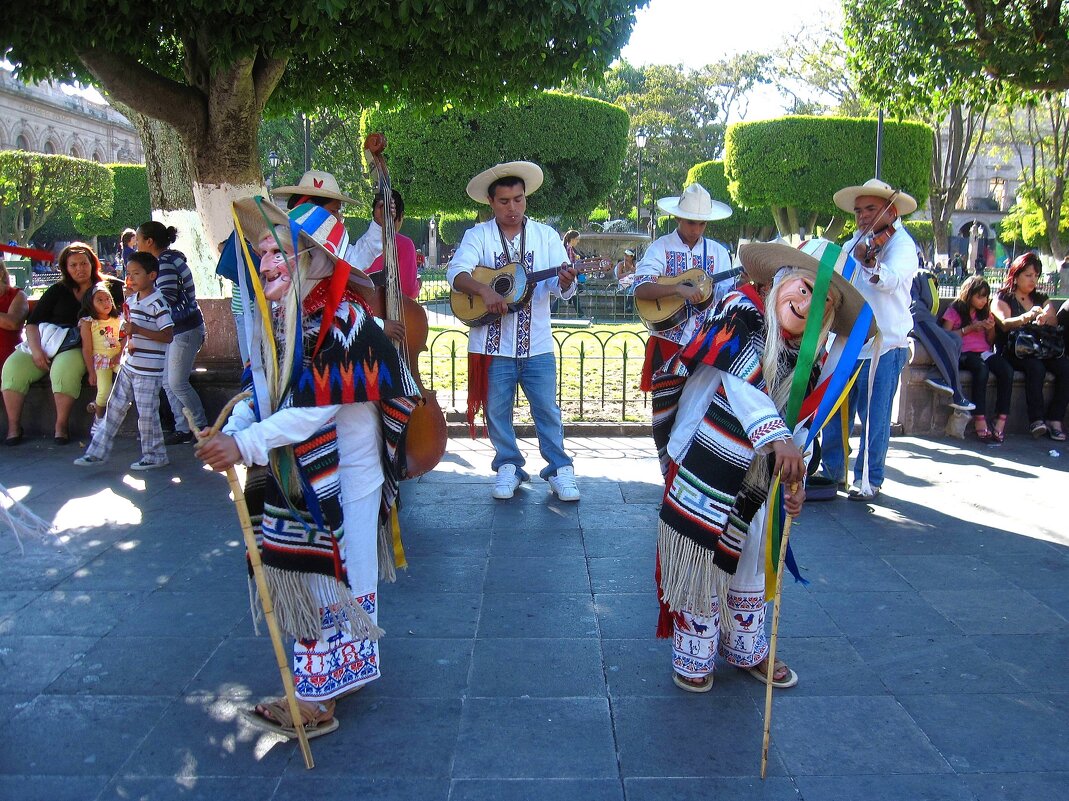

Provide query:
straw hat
left=738, top=242, right=872, bottom=338
left=656, top=183, right=732, bottom=222
left=832, top=178, right=917, bottom=216
left=232, top=196, right=372, bottom=288
left=271, top=170, right=359, bottom=205
left=466, top=161, right=544, bottom=205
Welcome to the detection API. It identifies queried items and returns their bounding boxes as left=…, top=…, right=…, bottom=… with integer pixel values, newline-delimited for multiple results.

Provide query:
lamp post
left=268, top=150, right=281, bottom=188
left=635, top=129, right=647, bottom=233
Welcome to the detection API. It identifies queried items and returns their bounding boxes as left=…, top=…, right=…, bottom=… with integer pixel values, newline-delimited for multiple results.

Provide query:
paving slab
left=0, top=432, right=1065, bottom=798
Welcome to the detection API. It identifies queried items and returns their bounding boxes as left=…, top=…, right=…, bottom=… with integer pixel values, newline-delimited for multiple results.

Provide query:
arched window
left=43, top=140, right=56, bottom=154
left=15, top=134, right=29, bottom=150
left=93, top=151, right=104, bottom=162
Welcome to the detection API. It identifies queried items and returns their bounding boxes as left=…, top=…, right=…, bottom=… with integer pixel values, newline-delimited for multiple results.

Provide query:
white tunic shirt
left=634, top=230, right=732, bottom=345
left=844, top=225, right=918, bottom=356
left=447, top=218, right=575, bottom=357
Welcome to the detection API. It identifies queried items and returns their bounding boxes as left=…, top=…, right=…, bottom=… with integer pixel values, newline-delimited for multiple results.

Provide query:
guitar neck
left=526, top=259, right=606, bottom=285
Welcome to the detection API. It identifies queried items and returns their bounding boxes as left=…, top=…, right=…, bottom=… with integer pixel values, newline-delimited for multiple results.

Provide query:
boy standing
left=74, top=252, right=174, bottom=470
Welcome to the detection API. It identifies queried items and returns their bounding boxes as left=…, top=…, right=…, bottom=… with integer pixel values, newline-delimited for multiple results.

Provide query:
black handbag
left=1009, top=325, right=1065, bottom=360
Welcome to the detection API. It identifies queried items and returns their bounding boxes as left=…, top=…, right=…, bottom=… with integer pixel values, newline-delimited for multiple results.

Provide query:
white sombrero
left=657, top=183, right=732, bottom=222
left=465, top=161, right=544, bottom=205
left=832, top=178, right=917, bottom=216
left=738, top=242, right=873, bottom=338
left=271, top=170, right=359, bottom=206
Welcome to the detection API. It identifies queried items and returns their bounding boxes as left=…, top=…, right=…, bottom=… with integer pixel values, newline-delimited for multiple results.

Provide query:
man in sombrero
left=447, top=161, right=581, bottom=502
left=197, top=194, right=420, bottom=739
left=634, top=183, right=735, bottom=392
left=819, top=178, right=918, bottom=502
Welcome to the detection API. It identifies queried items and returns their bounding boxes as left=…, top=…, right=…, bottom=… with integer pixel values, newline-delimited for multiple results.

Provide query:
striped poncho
left=243, top=283, right=420, bottom=642
left=651, top=286, right=792, bottom=620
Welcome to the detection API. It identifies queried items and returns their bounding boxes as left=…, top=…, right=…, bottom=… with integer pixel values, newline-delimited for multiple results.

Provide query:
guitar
left=450, top=258, right=610, bottom=327
left=635, top=266, right=742, bottom=333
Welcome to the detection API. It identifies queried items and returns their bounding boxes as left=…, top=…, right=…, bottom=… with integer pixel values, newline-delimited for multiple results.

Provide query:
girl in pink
left=941, top=276, right=1014, bottom=443
left=79, top=282, right=125, bottom=423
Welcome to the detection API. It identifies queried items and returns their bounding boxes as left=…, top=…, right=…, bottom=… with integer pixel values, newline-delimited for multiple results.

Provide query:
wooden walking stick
left=185, top=395, right=315, bottom=770
left=760, top=481, right=799, bottom=780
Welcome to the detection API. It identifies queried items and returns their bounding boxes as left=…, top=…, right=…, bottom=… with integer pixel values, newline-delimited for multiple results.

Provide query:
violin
left=860, top=224, right=895, bottom=270
left=361, top=133, right=448, bottom=478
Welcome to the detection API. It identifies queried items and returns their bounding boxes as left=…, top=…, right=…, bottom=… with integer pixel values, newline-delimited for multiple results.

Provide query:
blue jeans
left=486, top=352, right=571, bottom=479
left=821, top=347, right=908, bottom=488
left=163, top=324, right=207, bottom=432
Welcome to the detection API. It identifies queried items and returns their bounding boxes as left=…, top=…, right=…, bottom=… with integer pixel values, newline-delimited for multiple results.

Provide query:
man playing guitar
left=447, top=161, right=581, bottom=502
left=633, top=182, right=734, bottom=391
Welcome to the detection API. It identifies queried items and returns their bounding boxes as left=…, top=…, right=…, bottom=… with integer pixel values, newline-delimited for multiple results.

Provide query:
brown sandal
left=241, top=698, right=339, bottom=740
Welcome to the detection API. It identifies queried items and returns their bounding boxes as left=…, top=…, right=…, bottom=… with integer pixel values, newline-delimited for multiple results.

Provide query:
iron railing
left=419, top=326, right=651, bottom=423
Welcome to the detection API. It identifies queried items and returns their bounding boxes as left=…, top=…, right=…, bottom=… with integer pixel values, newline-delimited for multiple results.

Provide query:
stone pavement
left=0, top=431, right=1066, bottom=801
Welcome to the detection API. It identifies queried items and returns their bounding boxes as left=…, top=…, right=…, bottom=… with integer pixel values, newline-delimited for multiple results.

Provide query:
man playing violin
left=820, top=178, right=919, bottom=502
left=633, top=183, right=734, bottom=392
left=447, top=161, right=581, bottom=502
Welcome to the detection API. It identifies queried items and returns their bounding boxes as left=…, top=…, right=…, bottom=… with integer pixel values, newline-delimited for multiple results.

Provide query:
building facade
left=0, top=69, right=142, bottom=164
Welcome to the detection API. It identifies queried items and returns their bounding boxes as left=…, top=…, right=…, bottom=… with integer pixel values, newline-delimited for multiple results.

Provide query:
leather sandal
left=241, top=698, right=339, bottom=740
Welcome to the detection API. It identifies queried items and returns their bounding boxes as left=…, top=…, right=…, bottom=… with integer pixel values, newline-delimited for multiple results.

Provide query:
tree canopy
left=562, top=56, right=772, bottom=217
left=724, top=116, right=932, bottom=238
left=0, top=0, right=645, bottom=251
left=0, top=152, right=114, bottom=245
left=844, top=0, right=1069, bottom=108
left=361, top=92, right=630, bottom=218
left=685, top=160, right=775, bottom=243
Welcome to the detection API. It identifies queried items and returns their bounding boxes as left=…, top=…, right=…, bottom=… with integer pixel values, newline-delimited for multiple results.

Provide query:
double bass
left=360, top=133, right=447, bottom=478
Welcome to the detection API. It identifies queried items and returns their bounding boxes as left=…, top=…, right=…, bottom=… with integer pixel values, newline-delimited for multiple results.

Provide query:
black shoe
left=4, top=433, right=23, bottom=446
left=54, top=433, right=71, bottom=445
left=164, top=431, right=195, bottom=445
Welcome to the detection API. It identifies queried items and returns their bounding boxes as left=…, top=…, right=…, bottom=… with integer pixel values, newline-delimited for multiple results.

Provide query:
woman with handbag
left=993, top=253, right=1069, bottom=441
left=1, top=243, right=124, bottom=445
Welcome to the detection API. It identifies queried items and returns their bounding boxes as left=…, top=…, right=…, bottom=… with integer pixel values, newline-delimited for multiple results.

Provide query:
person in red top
left=346, top=189, right=421, bottom=299
left=0, top=262, right=29, bottom=370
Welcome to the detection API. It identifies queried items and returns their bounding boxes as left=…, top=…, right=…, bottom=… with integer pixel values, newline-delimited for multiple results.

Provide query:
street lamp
left=635, top=129, right=647, bottom=233
left=267, top=150, right=281, bottom=187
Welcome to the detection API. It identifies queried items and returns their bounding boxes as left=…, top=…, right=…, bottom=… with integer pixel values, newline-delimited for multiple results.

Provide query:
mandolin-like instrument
left=635, top=266, right=741, bottom=333
left=450, top=258, right=610, bottom=327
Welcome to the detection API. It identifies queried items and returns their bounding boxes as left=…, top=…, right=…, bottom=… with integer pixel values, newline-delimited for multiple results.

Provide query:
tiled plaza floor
left=0, top=430, right=1066, bottom=800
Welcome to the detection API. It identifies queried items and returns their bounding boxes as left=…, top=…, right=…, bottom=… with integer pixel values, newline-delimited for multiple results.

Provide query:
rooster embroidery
left=733, top=613, right=755, bottom=629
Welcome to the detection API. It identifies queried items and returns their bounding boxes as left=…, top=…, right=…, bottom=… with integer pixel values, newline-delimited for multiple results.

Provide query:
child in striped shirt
left=74, top=252, right=174, bottom=470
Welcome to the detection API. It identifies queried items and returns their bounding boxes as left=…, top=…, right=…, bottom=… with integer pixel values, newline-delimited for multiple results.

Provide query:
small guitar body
left=450, top=263, right=531, bottom=327
left=635, top=268, right=715, bottom=333
left=450, top=258, right=610, bottom=327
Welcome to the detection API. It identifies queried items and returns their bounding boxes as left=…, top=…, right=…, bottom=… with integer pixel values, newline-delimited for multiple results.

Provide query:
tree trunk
left=823, top=215, right=846, bottom=241
left=929, top=105, right=988, bottom=271
left=76, top=44, right=287, bottom=298
left=771, top=206, right=790, bottom=236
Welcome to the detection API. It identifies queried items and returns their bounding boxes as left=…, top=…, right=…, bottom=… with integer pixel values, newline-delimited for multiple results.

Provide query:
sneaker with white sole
left=948, top=397, right=976, bottom=412
left=548, top=465, right=581, bottom=502
left=924, top=377, right=953, bottom=395
left=130, top=458, right=169, bottom=471
left=492, top=464, right=522, bottom=499
left=73, top=455, right=105, bottom=466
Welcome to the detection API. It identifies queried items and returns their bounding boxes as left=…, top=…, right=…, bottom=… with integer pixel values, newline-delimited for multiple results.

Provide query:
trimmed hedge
left=903, top=220, right=933, bottom=245
left=76, top=163, right=152, bottom=238
left=686, top=160, right=776, bottom=242
left=725, top=116, right=932, bottom=223
left=361, top=92, right=630, bottom=218
left=0, top=151, right=113, bottom=245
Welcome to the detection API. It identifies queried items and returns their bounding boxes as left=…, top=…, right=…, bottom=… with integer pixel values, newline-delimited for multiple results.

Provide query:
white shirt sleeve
left=446, top=227, right=483, bottom=289
left=228, top=404, right=340, bottom=466
left=722, top=372, right=791, bottom=451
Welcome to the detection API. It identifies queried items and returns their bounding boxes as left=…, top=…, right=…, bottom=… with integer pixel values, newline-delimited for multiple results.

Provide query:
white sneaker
left=492, top=464, right=522, bottom=499
left=73, top=455, right=105, bottom=466
left=548, top=465, right=581, bottom=502
left=130, top=458, right=169, bottom=471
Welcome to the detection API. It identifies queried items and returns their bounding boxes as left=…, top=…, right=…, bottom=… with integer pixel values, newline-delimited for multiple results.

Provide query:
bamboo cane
left=760, top=482, right=799, bottom=780
left=184, top=396, right=315, bottom=770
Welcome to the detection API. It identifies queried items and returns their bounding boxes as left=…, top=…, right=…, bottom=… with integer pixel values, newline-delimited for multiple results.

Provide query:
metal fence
left=419, top=326, right=651, bottom=423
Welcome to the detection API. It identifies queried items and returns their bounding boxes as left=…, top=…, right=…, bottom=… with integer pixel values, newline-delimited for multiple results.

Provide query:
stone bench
left=899, top=342, right=1062, bottom=438
left=9, top=298, right=244, bottom=439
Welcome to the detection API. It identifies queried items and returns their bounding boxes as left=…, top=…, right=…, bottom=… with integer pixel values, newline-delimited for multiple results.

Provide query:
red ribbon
left=0, top=244, right=54, bottom=262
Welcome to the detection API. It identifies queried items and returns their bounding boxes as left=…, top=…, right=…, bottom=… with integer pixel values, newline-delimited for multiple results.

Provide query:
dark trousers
left=1004, top=351, right=1069, bottom=423
left=959, top=351, right=1014, bottom=418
